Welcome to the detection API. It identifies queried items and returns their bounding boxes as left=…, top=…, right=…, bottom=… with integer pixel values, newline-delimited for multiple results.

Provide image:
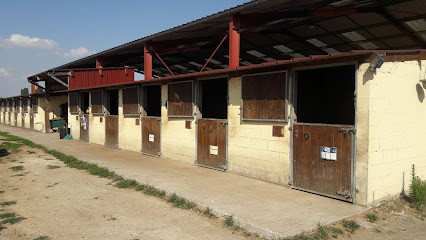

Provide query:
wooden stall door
left=21, top=113, right=25, bottom=128
left=2, top=113, right=5, bottom=124
left=30, top=113, right=34, bottom=130
left=292, top=124, right=353, bottom=201
left=197, top=119, right=227, bottom=170
left=14, top=113, right=18, bottom=126
left=8, top=113, right=11, bottom=125
left=142, top=117, right=161, bottom=156
left=105, top=115, right=119, bottom=148
left=79, top=114, right=89, bottom=142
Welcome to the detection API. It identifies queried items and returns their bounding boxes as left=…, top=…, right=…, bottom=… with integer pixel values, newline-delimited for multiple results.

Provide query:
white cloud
left=0, top=34, right=58, bottom=49
left=64, top=47, right=96, bottom=59
left=0, top=67, right=8, bottom=77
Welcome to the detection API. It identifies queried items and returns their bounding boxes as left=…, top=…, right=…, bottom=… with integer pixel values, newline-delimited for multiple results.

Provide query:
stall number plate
left=149, top=134, right=154, bottom=142
left=321, top=146, right=337, bottom=160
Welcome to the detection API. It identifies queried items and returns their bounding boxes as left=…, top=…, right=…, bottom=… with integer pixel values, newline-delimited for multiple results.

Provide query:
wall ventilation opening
left=296, top=65, right=355, bottom=125
left=144, top=85, right=161, bottom=117
left=80, top=92, right=90, bottom=114
left=200, top=78, right=228, bottom=119
left=106, top=89, right=119, bottom=116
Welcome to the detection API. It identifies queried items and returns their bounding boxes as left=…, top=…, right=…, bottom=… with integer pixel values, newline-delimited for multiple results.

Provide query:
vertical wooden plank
left=105, top=115, right=118, bottom=147
left=79, top=114, right=89, bottom=142
left=142, top=117, right=161, bottom=155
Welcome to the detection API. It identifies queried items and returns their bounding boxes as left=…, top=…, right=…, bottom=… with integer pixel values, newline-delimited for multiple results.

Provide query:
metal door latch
left=336, top=190, right=351, bottom=198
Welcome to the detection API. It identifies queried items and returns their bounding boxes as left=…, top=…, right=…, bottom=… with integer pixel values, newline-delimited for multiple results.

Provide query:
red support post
left=144, top=44, right=153, bottom=80
left=31, top=84, right=35, bottom=94
left=229, top=14, right=240, bottom=69
left=96, top=58, right=103, bottom=68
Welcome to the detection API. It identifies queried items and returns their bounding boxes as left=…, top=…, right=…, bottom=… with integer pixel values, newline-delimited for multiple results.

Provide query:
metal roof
left=28, top=0, right=426, bottom=82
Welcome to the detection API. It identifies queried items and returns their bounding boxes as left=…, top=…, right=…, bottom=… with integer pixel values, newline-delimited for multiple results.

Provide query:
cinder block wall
left=228, top=77, right=291, bottom=185
left=33, top=98, right=46, bottom=132
left=161, top=84, right=197, bottom=163
left=360, top=60, right=426, bottom=205
left=68, top=95, right=80, bottom=139
left=49, top=95, right=68, bottom=119
left=118, top=89, right=141, bottom=152
left=16, top=102, right=22, bottom=127
left=89, top=92, right=105, bottom=145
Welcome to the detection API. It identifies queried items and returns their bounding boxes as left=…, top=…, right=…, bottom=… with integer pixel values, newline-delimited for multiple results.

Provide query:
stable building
left=13, top=0, right=426, bottom=206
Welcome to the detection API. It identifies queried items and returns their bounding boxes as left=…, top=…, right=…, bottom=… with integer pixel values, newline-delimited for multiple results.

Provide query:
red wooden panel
left=69, top=68, right=134, bottom=90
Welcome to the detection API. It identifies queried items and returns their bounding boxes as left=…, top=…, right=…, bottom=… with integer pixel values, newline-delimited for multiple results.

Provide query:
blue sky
left=0, top=0, right=251, bottom=97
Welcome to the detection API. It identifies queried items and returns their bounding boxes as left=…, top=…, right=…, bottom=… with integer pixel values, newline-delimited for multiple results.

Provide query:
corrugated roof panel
left=306, top=38, right=327, bottom=47
left=358, top=42, right=379, bottom=50
left=405, top=19, right=426, bottom=32
left=342, top=31, right=366, bottom=41
left=273, top=44, right=293, bottom=53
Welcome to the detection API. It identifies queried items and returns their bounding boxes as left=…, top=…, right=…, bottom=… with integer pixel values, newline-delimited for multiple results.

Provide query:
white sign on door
left=320, top=146, right=337, bottom=161
left=149, top=134, right=154, bottom=142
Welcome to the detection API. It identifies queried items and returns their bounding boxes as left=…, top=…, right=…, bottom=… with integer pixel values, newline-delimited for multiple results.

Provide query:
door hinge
left=338, top=129, right=356, bottom=134
left=336, top=190, right=351, bottom=198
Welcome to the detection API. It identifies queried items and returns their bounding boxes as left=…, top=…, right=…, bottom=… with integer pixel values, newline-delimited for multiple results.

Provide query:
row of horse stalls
left=0, top=93, right=68, bottom=133
left=62, top=51, right=426, bottom=206
left=22, top=0, right=426, bottom=206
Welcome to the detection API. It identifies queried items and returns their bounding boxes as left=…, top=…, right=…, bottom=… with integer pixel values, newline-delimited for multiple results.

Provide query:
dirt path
left=0, top=146, right=253, bottom=240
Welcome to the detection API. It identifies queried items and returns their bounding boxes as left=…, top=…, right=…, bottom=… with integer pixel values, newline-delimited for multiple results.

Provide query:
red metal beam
left=144, top=44, right=153, bottom=80
left=200, top=33, right=228, bottom=72
left=229, top=14, right=240, bottom=69
left=152, top=48, right=175, bottom=77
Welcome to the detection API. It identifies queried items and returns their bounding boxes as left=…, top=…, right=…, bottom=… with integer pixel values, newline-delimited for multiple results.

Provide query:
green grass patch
left=143, top=185, right=166, bottom=198
left=33, top=237, right=50, bottom=240
left=0, top=191, right=5, bottom=194
left=315, top=224, right=328, bottom=239
left=10, top=165, right=24, bottom=171
left=11, top=173, right=25, bottom=177
left=115, top=179, right=139, bottom=189
left=0, top=213, right=16, bottom=219
left=409, top=164, right=426, bottom=211
left=0, top=224, right=6, bottom=231
left=224, top=215, right=234, bottom=227
left=167, top=193, right=196, bottom=209
left=0, top=201, right=16, bottom=206
left=203, top=207, right=214, bottom=217
left=330, top=227, right=344, bottom=238
left=1, top=216, right=26, bottom=224
left=366, top=213, right=378, bottom=222
left=47, top=165, right=60, bottom=169
left=342, top=220, right=360, bottom=233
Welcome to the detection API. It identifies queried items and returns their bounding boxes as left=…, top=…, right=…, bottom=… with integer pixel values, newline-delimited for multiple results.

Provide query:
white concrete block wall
left=161, top=84, right=197, bottom=164
left=228, top=77, right=291, bottom=185
left=118, top=89, right=141, bottom=152
left=358, top=60, right=426, bottom=205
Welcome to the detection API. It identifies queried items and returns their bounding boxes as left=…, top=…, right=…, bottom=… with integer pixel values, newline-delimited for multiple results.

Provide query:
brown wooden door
left=21, top=113, right=25, bottom=128
left=197, top=119, right=227, bottom=170
left=292, top=124, right=353, bottom=201
left=142, top=117, right=161, bottom=156
left=105, top=115, right=118, bottom=148
left=8, top=113, right=11, bottom=125
left=79, top=114, right=89, bottom=142
left=30, top=113, right=34, bottom=130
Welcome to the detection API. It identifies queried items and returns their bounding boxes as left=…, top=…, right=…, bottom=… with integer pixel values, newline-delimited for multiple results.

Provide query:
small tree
left=20, top=88, right=29, bottom=96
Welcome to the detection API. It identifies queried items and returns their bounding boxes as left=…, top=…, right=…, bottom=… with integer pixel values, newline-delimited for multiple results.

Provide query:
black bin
left=59, top=127, right=69, bottom=139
